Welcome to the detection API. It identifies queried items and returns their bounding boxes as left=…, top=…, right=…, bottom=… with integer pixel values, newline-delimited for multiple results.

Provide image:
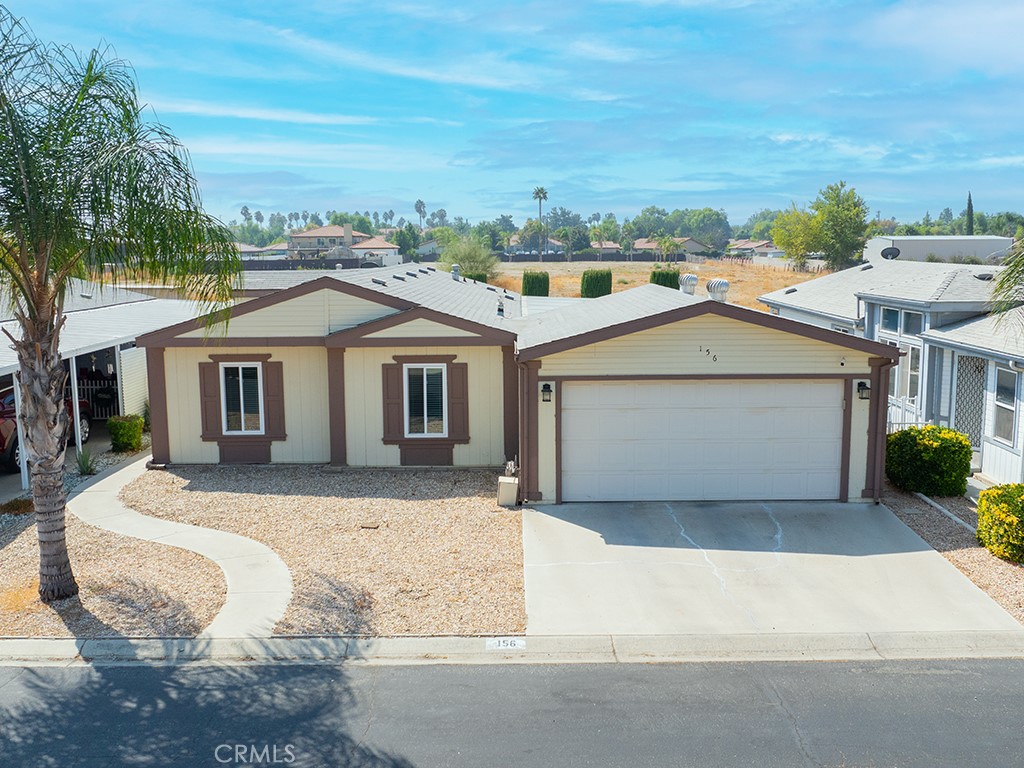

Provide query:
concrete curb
left=2, top=631, right=1024, bottom=666
left=66, top=456, right=293, bottom=639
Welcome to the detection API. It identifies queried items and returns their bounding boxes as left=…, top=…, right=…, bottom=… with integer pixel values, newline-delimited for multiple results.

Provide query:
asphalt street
left=1, top=659, right=1023, bottom=767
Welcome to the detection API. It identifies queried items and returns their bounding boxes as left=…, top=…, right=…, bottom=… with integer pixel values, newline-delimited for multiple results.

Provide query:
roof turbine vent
left=706, top=278, right=730, bottom=302
left=680, top=273, right=699, bottom=295
left=451, top=264, right=460, bottom=281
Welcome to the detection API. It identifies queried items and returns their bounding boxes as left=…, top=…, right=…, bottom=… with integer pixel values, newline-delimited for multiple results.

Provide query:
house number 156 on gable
left=699, top=346, right=718, bottom=362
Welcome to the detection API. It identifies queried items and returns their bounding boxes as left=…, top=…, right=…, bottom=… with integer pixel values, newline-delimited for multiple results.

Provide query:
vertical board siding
left=164, top=346, right=329, bottom=463
left=345, top=346, right=505, bottom=467
left=981, top=362, right=1024, bottom=484
left=539, top=314, right=874, bottom=376
left=119, top=346, right=149, bottom=417
left=364, top=318, right=478, bottom=338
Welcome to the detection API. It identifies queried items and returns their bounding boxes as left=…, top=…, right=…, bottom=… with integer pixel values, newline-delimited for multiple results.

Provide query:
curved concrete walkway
left=67, top=456, right=292, bottom=638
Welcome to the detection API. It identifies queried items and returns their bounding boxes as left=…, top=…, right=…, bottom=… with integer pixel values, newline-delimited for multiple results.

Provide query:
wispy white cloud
left=183, top=137, right=450, bottom=173
left=566, top=39, right=643, bottom=63
left=149, top=98, right=379, bottom=125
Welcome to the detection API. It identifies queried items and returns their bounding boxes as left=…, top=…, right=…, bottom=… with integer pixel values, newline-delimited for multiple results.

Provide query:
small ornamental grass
left=977, top=484, right=1024, bottom=563
left=885, top=425, right=971, bottom=497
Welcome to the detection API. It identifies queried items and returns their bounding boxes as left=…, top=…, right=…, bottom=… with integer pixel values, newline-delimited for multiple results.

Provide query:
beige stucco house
left=139, top=268, right=899, bottom=503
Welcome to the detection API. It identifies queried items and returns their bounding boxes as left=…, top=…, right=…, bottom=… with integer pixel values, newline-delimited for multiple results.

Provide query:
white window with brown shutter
left=199, top=354, right=287, bottom=463
left=382, top=356, right=469, bottom=465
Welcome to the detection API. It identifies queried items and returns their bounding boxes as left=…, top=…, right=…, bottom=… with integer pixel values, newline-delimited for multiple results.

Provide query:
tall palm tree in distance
left=415, top=199, right=427, bottom=231
left=532, top=186, right=548, bottom=262
left=0, top=10, right=240, bottom=602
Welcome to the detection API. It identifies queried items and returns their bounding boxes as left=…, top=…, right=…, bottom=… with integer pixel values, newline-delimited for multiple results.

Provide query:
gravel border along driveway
left=119, top=466, right=526, bottom=637
left=882, top=483, right=1024, bottom=625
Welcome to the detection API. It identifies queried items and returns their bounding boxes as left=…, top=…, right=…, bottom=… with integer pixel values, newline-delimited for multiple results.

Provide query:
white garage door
left=560, top=380, right=843, bottom=501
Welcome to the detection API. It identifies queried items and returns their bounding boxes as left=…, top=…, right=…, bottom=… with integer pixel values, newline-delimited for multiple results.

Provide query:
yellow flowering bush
left=977, top=485, right=1024, bottom=562
left=885, top=425, right=972, bottom=496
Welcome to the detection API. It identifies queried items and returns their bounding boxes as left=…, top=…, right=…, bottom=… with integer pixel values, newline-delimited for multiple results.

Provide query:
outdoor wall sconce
left=541, top=383, right=552, bottom=402
left=857, top=381, right=871, bottom=400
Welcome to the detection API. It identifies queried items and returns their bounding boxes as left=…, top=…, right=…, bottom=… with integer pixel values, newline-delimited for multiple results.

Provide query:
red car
left=0, top=388, right=92, bottom=471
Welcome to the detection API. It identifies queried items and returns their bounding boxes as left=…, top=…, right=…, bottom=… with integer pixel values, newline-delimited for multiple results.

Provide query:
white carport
left=0, top=298, right=202, bottom=489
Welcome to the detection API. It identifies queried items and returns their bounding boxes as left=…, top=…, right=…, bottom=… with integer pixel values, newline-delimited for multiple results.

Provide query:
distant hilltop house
left=287, top=224, right=401, bottom=267
left=288, top=224, right=371, bottom=257
left=863, top=235, right=1013, bottom=264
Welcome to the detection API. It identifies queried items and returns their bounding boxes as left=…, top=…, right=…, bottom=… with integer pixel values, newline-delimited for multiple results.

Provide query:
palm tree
left=532, top=187, right=548, bottom=261
left=0, top=11, right=239, bottom=602
left=415, top=199, right=426, bottom=231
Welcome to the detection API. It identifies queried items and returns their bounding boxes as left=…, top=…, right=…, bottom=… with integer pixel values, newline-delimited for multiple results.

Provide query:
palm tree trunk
left=11, top=317, right=77, bottom=602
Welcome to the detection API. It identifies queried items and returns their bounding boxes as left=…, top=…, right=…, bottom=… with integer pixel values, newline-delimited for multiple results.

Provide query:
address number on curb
left=486, top=637, right=526, bottom=651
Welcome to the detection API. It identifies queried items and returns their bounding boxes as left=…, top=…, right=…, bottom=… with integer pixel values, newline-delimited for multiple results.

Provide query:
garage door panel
left=561, top=380, right=843, bottom=501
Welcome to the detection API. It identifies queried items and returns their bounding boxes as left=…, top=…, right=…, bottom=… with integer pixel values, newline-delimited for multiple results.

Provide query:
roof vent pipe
left=451, top=264, right=460, bottom=280
left=707, top=278, right=730, bottom=302
left=497, top=300, right=505, bottom=318
left=680, top=273, right=698, bottom=295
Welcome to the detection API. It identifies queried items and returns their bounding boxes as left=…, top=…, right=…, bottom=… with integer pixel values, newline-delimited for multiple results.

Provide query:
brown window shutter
left=448, top=362, right=469, bottom=441
left=198, top=362, right=221, bottom=439
left=263, top=361, right=286, bottom=438
left=382, top=363, right=404, bottom=440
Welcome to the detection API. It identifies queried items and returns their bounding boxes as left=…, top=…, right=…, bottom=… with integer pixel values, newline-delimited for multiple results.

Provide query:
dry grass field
left=492, top=259, right=828, bottom=312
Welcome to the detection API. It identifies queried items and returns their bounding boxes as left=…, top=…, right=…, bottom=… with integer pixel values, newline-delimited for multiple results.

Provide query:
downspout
left=873, top=358, right=899, bottom=503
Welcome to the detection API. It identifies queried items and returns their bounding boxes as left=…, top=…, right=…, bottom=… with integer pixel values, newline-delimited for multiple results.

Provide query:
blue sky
left=11, top=0, right=1024, bottom=228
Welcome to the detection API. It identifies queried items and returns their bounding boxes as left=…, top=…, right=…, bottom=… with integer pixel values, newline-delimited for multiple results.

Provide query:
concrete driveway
left=522, top=501, right=1021, bottom=635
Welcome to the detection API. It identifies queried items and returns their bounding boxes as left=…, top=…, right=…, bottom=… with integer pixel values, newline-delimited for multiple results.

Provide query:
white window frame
left=220, top=362, right=265, bottom=435
left=993, top=367, right=1018, bottom=446
left=403, top=363, right=448, bottom=438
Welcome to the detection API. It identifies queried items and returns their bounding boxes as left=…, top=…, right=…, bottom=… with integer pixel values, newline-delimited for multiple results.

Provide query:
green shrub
left=142, top=399, right=151, bottom=433
left=885, top=425, right=971, bottom=496
left=521, top=271, right=549, bottom=297
left=461, top=271, right=488, bottom=283
left=650, top=268, right=680, bottom=289
left=581, top=269, right=612, bottom=298
left=976, top=484, right=1024, bottom=562
left=108, top=414, right=144, bottom=453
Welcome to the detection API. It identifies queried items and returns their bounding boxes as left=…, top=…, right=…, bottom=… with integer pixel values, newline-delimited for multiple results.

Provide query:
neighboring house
left=234, top=242, right=264, bottom=260
left=415, top=239, right=443, bottom=260
left=590, top=240, right=621, bottom=257
left=138, top=268, right=898, bottom=504
left=349, top=235, right=402, bottom=268
left=288, top=224, right=370, bottom=257
left=632, top=237, right=709, bottom=257
left=863, top=236, right=1012, bottom=264
left=259, top=242, right=289, bottom=257
left=759, top=260, right=1005, bottom=468
left=727, top=239, right=782, bottom=258
left=922, top=311, right=1024, bottom=485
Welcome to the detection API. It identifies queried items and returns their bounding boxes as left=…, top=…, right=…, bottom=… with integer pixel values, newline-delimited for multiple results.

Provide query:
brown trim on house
left=208, top=353, right=273, bottom=362
left=399, top=442, right=454, bottom=466
left=516, top=300, right=902, bottom=362
left=864, top=356, right=898, bottom=501
left=146, top=347, right=170, bottom=464
left=536, top=373, right=870, bottom=382
left=327, top=348, right=347, bottom=466
left=554, top=380, right=563, bottom=504
left=325, top=305, right=516, bottom=347
left=502, top=346, right=519, bottom=462
left=840, top=378, right=852, bottom=502
left=218, top=438, right=272, bottom=464
left=159, top=337, right=325, bottom=348
left=137, top=276, right=416, bottom=347
left=391, top=355, right=458, bottom=364
left=518, top=361, right=542, bottom=501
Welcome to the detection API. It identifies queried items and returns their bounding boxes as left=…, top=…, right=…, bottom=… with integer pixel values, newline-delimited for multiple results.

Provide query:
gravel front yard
left=0, top=510, right=225, bottom=637
left=119, top=466, right=525, bottom=637
left=882, top=483, right=1024, bottom=625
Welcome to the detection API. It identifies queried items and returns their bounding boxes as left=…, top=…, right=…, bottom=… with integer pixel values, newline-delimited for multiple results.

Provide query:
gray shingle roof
left=758, top=261, right=1001, bottom=321
left=238, top=267, right=522, bottom=328
left=921, top=309, right=1024, bottom=361
left=509, top=284, right=705, bottom=351
left=0, top=279, right=156, bottom=322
